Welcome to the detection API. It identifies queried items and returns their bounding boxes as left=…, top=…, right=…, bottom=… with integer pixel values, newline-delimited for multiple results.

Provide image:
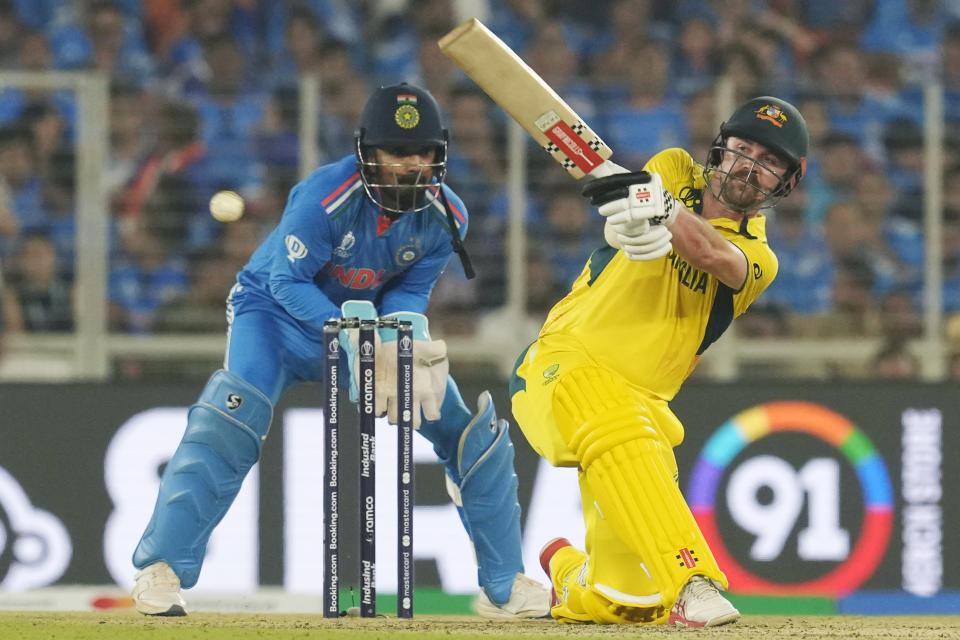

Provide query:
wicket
left=322, top=317, right=415, bottom=619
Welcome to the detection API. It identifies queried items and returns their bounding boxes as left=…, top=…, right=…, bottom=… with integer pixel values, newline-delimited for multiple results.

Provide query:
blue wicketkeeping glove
left=339, top=300, right=378, bottom=404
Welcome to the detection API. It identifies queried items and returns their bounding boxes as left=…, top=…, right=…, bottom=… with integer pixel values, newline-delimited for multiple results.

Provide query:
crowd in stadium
left=0, top=0, right=959, bottom=380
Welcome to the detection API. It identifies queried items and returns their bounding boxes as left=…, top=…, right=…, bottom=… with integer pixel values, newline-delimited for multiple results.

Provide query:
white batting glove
left=597, top=172, right=679, bottom=228
left=612, top=222, right=673, bottom=261
left=583, top=170, right=679, bottom=228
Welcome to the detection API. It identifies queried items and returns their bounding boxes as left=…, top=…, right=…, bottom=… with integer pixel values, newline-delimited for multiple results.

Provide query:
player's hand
left=582, top=170, right=679, bottom=227
left=378, top=312, right=448, bottom=430
left=610, top=221, right=673, bottom=261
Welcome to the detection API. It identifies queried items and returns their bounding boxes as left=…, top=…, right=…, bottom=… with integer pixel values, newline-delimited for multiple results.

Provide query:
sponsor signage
left=0, top=381, right=955, bottom=609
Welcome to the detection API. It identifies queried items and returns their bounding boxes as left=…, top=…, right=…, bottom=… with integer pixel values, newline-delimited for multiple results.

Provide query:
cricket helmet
left=706, top=96, right=809, bottom=211
left=354, top=82, right=448, bottom=213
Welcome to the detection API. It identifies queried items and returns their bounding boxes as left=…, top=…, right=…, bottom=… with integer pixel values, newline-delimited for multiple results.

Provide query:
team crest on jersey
left=334, top=231, right=356, bottom=258
left=285, top=234, right=308, bottom=262
left=395, top=104, right=420, bottom=129
left=395, top=242, right=422, bottom=266
left=543, top=363, right=560, bottom=385
left=755, top=104, right=787, bottom=128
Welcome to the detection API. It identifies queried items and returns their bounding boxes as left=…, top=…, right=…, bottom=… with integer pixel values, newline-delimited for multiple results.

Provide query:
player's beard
left=378, top=171, right=433, bottom=212
left=716, top=167, right=766, bottom=211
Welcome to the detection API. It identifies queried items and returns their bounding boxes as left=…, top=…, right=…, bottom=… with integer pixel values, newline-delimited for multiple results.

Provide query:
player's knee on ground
left=581, top=588, right=665, bottom=625
left=549, top=544, right=665, bottom=625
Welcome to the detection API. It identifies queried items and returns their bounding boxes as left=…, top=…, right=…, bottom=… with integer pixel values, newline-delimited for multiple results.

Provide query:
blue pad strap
left=133, top=370, right=272, bottom=588
left=339, top=300, right=377, bottom=403
left=450, top=391, right=524, bottom=605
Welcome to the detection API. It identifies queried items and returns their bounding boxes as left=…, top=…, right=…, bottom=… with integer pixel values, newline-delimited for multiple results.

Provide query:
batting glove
left=613, top=223, right=673, bottom=261
left=582, top=170, right=679, bottom=227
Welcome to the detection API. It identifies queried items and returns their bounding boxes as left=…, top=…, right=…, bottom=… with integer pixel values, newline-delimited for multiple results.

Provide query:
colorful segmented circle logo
left=688, top=401, right=893, bottom=596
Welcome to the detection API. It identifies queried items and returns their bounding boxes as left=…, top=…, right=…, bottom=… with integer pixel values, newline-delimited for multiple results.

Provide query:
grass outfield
left=0, top=612, right=957, bottom=639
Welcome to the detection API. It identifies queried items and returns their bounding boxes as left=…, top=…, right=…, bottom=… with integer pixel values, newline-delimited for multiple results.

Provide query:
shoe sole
left=135, top=602, right=187, bottom=616
left=669, top=611, right=739, bottom=628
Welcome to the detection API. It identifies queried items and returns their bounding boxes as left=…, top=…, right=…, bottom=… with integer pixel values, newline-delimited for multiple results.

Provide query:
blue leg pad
left=133, top=370, right=272, bottom=588
left=446, top=391, right=524, bottom=606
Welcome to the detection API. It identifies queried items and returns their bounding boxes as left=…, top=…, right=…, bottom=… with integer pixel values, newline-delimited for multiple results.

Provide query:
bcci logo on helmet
left=395, top=105, right=420, bottom=129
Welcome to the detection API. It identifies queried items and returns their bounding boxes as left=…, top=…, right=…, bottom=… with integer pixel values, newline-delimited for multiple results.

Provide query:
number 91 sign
left=687, top=401, right=893, bottom=596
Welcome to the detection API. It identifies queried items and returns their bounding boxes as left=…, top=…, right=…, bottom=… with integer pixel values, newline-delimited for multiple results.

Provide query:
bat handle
left=586, top=159, right=629, bottom=179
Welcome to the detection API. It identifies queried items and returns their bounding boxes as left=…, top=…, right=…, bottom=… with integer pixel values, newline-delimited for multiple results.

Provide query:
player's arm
left=583, top=171, right=747, bottom=289
left=668, top=210, right=748, bottom=290
left=267, top=200, right=340, bottom=328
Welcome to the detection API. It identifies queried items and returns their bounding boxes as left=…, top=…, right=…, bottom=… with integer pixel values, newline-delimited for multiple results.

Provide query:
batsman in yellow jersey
left=510, top=96, right=809, bottom=628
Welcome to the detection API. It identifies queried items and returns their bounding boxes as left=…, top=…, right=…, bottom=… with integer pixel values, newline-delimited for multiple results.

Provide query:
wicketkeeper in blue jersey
left=131, top=82, right=549, bottom=619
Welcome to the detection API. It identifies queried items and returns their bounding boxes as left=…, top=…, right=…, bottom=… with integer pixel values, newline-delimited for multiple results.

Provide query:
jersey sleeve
left=727, top=234, right=779, bottom=317
left=267, top=182, right=340, bottom=329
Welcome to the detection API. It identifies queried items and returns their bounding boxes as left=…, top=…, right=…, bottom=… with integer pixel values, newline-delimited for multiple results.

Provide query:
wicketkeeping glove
left=377, top=311, right=448, bottom=429
left=339, top=300, right=379, bottom=404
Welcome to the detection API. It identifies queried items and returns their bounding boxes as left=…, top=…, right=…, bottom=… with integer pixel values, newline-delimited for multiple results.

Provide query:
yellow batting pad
left=552, top=367, right=726, bottom=610
left=587, top=440, right=726, bottom=610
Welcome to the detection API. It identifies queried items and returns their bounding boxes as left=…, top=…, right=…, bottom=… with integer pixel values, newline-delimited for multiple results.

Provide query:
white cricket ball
left=209, top=190, right=245, bottom=222
left=346, top=606, right=361, bottom=617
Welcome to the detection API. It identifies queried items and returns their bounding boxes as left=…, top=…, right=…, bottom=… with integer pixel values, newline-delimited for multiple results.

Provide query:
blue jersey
left=236, top=155, right=468, bottom=334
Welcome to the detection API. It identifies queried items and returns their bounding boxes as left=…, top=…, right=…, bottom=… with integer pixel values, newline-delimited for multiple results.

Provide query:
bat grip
left=587, top=159, right=629, bottom=179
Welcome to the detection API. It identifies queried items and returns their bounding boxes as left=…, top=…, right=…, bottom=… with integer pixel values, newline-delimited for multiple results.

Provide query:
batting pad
left=552, top=367, right=726, bottom=609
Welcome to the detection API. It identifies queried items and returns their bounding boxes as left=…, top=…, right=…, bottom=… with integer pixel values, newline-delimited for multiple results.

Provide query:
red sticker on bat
left=543, top=120, right=604, bottom=173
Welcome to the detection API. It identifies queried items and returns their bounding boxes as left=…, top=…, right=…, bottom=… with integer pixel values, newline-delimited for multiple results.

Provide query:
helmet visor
left=705, top=143, right=795, bottom=212
left=356, top=142, right=447, bottom=214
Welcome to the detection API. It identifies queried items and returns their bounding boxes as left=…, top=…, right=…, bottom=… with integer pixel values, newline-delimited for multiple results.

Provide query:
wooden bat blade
left=439, top=18, right=612, bottom=179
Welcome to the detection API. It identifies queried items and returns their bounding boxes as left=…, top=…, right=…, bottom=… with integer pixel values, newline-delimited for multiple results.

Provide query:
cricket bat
left=438, top=18, right=620, bottom=180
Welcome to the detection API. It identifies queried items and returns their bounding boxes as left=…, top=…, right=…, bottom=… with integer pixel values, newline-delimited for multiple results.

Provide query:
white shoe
left=132, top=562, right=187, bottom=616
left=474, top=573, right=552, bottom=619
left=668, top=575, right=739, bottom=628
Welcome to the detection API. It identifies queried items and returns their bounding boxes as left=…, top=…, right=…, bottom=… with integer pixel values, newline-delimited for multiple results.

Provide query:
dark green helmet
left=719, top=96, right=809, bottom=184
left=704, top=96, right=809, bottom=218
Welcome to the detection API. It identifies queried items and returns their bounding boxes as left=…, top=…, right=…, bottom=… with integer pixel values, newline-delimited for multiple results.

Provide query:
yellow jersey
left=537, top=148, right=778, bottom=401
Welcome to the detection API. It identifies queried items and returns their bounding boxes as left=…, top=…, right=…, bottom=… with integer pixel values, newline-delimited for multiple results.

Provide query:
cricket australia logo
left=285, top=234, right=308, bottom=262
left=755, top=104, right=787, bottom=128
left=334, top=231, right=356, bottom=258
left=543, top=363, right=560, bottom=385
